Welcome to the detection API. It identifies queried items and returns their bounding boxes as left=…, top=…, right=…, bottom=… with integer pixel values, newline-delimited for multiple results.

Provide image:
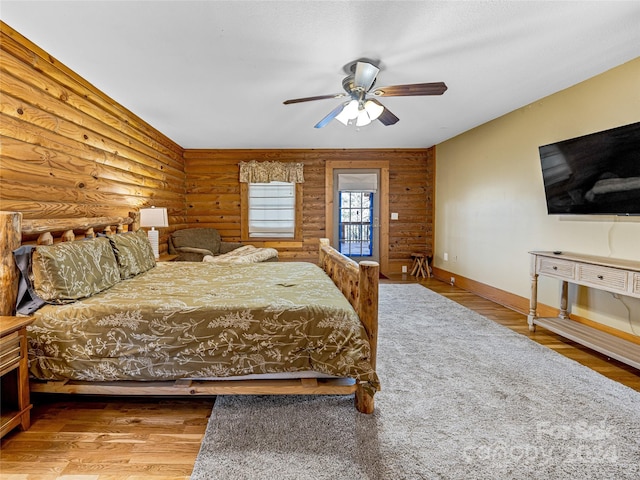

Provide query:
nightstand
left=1, top=316, right=35, bottom=438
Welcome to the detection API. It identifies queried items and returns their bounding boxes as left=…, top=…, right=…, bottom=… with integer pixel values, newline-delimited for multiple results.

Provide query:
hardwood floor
left=1, top=277, right=638, bottom=479
left=0, top=396, right=215, bottom=479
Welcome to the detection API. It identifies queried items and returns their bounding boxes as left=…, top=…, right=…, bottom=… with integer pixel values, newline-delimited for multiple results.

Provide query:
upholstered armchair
left=168, top=228, right=243, bottom=262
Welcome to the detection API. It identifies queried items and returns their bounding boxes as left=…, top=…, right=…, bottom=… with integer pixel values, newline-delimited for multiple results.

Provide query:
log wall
left=0, top=22, right=185, bottom=255
left=184, top=149, right=434, bottom=272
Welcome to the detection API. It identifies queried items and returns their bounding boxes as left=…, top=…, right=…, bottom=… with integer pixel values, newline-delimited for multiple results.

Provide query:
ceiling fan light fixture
left=355, top=109, right=372, bottom=127
left=354, top=100, right=383, bottom=127
left=335, top=99, right=359, bottom=125
left=364, top=99, right=384, bottom=121
left=335, top=98, right=383, bottom=127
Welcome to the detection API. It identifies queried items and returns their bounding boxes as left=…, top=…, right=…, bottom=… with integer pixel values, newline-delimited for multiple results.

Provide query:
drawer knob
left=597, top=275, right=604, bottom=280
left=552, top=266, right=558, bottom=270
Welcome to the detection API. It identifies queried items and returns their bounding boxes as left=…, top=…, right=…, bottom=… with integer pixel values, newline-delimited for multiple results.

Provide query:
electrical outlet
left=444, top=252, right=449, bottom=261
left=450, top=276, right=455, bottom=285
left=402, top=265, right=407, bottom=273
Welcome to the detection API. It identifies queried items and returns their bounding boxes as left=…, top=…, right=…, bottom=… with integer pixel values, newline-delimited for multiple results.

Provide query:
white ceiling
left=2, top=1, right=639, bottom=150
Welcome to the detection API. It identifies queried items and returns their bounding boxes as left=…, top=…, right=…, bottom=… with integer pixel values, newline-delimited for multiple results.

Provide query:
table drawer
left=632, top=273, right=640, bottom=296
left=0, top=330, right=22, bottom=373
left=576, top=264, right=627, bottom=292
left=538, top=257, right=574, bottom=279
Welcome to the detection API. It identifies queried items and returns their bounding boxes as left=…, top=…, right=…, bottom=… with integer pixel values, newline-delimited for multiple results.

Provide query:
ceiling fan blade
left=371, top=82, right=448, bottom=97
left=314, top=103, right=347, bottom=128
left=354, top=61, right=380, bottom=91
left=283, top=93, right=346, bottom=105
left=378, top=109, right=399, bottom=126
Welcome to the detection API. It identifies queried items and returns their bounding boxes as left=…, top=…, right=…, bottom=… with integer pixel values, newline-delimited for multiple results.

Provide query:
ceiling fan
left=283, top=59, right=447, bottom=128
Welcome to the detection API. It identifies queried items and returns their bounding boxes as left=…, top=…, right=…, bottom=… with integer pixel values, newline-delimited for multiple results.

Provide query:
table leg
left=528, top=272, right=538, bottom=332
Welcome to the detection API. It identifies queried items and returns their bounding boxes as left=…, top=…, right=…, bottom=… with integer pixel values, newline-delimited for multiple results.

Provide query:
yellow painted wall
left=434, top=57, right=640, bottom=335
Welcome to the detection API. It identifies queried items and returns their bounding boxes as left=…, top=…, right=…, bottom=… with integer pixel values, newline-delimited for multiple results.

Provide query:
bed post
left=128, top=211, right=140, bottom=232
left=319, top=238, right=329, bottom=268
left=357, top=261, right=378, bottom=369
left=355, top=260, right=378, bottom=414
left=0, top=211, right=22, bottom=316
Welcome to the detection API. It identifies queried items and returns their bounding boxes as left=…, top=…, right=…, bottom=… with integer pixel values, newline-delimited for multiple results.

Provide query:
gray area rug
left=191, top=283, right=640, bottom=479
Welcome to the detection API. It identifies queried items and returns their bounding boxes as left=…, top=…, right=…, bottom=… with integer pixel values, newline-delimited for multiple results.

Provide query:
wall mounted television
left=538, top=121, right=640, bottom=215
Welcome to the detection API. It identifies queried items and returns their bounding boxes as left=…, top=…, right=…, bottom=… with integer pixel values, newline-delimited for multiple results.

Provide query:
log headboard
left=0, top=211, right=139, bottom=316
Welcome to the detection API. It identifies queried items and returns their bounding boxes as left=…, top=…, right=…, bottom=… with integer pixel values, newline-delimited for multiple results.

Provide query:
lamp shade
left=335, top=100, right=359, bottom=126
left=356, top=109, right=372, bottom=127
left=364, top=99, right=384, bottom=121
left=139, top=207, right=168, bottom=228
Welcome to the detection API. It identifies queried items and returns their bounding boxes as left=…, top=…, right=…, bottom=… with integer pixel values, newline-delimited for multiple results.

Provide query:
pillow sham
left=108, top=229, right=156, bottom=279
left=32, top=237, right=121, bottom=303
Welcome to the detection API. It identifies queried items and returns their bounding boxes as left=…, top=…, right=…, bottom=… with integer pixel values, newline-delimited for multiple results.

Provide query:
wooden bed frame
left=0, top=211, right=379, bottom=413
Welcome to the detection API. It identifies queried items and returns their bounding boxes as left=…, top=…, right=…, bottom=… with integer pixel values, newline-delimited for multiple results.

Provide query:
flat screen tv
left=538, top=121, right=640, bottom=215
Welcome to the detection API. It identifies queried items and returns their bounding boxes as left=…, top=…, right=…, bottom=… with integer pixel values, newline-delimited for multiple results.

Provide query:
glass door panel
left=338, top=191, right=373, bottom=257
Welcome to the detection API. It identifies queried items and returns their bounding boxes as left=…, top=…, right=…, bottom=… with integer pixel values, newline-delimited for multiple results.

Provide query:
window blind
left=248, top=182, right=295, bottom=238
left=337, top=173, right=378, bottom=192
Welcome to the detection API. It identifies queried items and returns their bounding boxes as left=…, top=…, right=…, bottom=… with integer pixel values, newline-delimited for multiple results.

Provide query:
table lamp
left=139, top=207, right=168, bottom=259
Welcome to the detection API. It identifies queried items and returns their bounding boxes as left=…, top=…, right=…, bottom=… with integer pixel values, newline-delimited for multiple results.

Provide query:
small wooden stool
left=410, top=252, right=431, bottom=279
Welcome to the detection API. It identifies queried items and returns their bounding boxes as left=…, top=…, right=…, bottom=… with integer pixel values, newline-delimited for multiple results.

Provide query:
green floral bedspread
left=27, top=262, right=379, bottom=391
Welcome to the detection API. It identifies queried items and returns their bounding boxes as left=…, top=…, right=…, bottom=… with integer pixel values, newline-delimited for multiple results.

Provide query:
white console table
left=528, top=251, right=640, bottom=370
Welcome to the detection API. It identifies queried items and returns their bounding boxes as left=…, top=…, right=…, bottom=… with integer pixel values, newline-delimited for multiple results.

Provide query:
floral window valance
left=238, top=160, right=304, bottom=184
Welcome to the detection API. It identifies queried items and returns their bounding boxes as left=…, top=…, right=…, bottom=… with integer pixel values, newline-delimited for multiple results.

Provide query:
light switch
left=391, top=212, right=398, bottom=220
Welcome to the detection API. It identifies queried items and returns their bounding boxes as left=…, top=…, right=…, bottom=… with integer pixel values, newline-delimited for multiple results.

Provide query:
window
left=242, top=181, right=302, bottom=240
left=239, top=161, right=304, bottom=242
